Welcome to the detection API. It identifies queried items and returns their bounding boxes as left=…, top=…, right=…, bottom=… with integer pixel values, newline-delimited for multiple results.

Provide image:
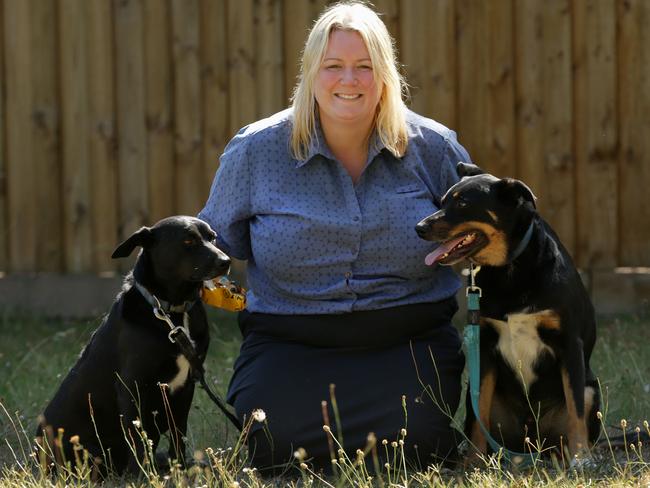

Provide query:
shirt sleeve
left=198, top=131, right=253, bottom=260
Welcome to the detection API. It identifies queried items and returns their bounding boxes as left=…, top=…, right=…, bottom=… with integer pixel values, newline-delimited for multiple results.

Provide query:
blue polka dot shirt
left=199, top=107, right=472, bottom=314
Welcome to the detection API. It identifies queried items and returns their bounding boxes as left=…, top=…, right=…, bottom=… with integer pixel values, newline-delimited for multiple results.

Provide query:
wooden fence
left=1, top=0, right=649, bottom=275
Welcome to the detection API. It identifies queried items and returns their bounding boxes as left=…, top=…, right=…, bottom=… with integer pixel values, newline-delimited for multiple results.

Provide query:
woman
left=199, top=1, right=471, bottom=472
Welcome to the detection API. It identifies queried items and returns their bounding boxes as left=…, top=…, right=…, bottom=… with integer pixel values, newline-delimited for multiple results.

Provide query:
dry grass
left=1, top=309, right=649, bottom=487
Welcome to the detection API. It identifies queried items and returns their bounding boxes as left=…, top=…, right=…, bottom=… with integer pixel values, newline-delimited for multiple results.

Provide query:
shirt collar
left=296, top=113, right=388, bottom=168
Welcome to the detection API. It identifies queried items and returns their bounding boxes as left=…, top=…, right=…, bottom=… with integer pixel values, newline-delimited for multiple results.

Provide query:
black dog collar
left=134, top=281, right=197, bottom=313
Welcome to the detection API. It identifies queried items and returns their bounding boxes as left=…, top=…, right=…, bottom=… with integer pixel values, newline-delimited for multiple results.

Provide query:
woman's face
left=314, top=29, right=383, bottom=130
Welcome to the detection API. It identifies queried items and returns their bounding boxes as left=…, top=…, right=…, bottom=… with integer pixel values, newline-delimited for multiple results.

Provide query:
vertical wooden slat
left=59, top=0, right=92, bottom=273
left=32, top=0, right=62, bottom=271
left=256, top=0, right=285, bottom=118
left=573, top=0, right=618, bottom=268
left=457, top=0, right=516, bottom=176
left=618, top=0, right=650, bottom=266
left=515, top=0, right=575, bottom=255
left=227, top=0, right=256, bottom=133
left=201, top=0, right=229, bottom=192
left=400, top=0, right=456, bottom=127
left=282, top=0, right=315, bottom=103
left=0, top=0, right=7, bottom=270
left=115, top=0, right=148, bottom=240
left=5, top=0, right=36, bottom=272
left=87, top=0, right=118, bottom=271
left=374, top=0, right=399, bottom=45
left=172, top=0, right=204, bottom=215
left=144, top=0, right=174, bottom=222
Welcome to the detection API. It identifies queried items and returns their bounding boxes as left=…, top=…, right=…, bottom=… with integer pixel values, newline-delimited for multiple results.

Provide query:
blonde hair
left=290, top=1, right=408, bottom=160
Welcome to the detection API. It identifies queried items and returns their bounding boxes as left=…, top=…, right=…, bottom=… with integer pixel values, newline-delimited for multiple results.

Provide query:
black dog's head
left=415, top=162, right=537, bottom=267
left=112, top=216, right=231, bottom=285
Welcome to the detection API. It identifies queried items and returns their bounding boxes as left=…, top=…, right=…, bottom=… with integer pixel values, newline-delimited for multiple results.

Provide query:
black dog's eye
left=183, top=238, right=198, bottom=246
left=456, top=199, right=468, bottom=208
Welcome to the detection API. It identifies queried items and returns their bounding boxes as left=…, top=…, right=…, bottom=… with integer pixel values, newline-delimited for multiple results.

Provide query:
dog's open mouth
left=424, top=231, right=487, bottom=266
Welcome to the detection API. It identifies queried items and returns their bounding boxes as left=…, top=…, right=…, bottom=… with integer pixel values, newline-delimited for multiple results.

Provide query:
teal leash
left=464, top=263, right=540, bottom=468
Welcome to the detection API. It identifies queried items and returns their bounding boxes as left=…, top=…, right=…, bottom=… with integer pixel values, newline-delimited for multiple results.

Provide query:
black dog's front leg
left=163, top=382, right=195, bottom=467
left=116, top=380, right=161, bottom=476
left=561, top=338, right=590, bottom=457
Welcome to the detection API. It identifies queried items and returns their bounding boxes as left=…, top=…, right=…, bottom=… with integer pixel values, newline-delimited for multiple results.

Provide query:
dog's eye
left=457, top=199, right=468, bottom=208
left=183, top=238, right=197, bottom=246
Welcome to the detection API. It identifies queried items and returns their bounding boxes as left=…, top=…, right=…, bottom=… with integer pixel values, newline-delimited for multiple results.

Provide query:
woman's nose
left=340, top=67, right=358, bottom=85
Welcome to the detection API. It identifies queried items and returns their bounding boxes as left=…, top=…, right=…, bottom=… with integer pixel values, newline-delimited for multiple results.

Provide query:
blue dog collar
left=510, top=220, right=535, bottom=261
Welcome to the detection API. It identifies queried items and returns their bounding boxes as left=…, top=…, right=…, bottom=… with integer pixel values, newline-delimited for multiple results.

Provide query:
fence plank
left=59, top=0, right=93, bottom=272
left=87, top=0, right=118, bottom=272
left=400, top=0, right=456, bottom=127
left=32, top=0, right=62, bottom=271
left=172, top=0, right=204, bottom=215
left=282, top=0, right=314, bottom=103
left=374, top=0, right=399, bottom=44
left=515, top=0, right=575, bottom=255
left=144, top=0, right=174, bottom=223
left=573, top=0, right=618, bottom=268
left=256, top=0, right=285, bottom=118
left=114, top=0, right=148, bottom=242
left=619, top=0, right=650, bottom=266
left=200, top=0, right=229, bottom=192
left=4, top=0, right=36, bottom=272
left=227, top=0, right=256, bottom=133
left=457, top=0, right=516, bottom=177
left=0, top=0, right=6, bottom=270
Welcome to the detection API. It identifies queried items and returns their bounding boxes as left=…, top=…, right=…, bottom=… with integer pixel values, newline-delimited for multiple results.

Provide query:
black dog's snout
left=415, top=220, right=431, bottom=238
left=213, top=252, right=231, bottom=275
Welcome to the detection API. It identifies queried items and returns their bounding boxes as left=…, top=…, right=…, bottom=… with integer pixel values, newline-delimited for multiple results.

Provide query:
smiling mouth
left=335, top=93, right=362, bottom=100
left=424, top=231, right=487, bottom=266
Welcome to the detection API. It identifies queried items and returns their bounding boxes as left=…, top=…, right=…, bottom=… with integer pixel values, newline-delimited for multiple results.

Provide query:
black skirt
left=226, top=297, right=465, bottom=472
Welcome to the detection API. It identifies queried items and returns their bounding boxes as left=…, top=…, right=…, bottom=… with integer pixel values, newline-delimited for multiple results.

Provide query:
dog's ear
left=111, top=227, right=153, bottom=259
left=457, top=162, right=484, bottom=178
left=495, top=178, right=537, bottom=209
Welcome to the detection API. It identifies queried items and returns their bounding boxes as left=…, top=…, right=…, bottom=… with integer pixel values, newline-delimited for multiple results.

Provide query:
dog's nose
left=415, top=220, right=431, bottom=238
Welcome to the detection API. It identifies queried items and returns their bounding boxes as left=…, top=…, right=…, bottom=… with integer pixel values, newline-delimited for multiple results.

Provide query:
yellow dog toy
left=202, top=276, right=247, bottom=312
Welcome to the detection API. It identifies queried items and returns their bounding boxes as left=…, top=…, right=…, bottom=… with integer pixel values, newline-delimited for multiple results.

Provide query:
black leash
left=137, top=283, right=243, bottom=432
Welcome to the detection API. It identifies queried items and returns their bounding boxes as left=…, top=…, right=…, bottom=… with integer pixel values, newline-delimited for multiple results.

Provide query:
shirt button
left=353, top=216, right=359, bottom=222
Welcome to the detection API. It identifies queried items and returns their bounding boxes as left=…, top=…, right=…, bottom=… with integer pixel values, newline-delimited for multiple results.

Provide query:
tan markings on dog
left=452, top=191, right=460, bottom=198
left=450, top=221, right=508, bottom=266
left=561, top=368, right=590, bottom=456
left=487, top=210, right=499, bottom=222
left=536, top=310, right=562, bottom=330
left=168, top=355, right=191, bottom=393
left=484, top=310, right=556, bottom=388
left=469, top=368, right=497, bottom=459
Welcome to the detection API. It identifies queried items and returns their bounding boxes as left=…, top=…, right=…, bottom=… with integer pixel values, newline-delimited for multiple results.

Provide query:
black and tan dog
left=36, top=216, right=230, bottom=476
left=415, top=163, right=599, bottom=461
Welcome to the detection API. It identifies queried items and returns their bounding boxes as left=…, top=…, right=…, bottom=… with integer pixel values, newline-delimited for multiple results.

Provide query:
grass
left=1, top=307, right=649, bottom=486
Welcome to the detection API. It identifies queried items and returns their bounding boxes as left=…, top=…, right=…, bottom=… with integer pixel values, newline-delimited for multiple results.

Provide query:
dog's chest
left=164, top=313, right=196, bottom=394
left=485, top=310, right=557, bottom=388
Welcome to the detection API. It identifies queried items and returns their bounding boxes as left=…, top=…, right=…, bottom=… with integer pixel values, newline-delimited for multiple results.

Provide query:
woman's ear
left=111, top=227, right=152, bottom=259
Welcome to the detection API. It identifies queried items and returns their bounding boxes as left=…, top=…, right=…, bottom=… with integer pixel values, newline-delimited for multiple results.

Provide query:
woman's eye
left=358, top=65, right=372, bottom=71
left=325, top=64, right=341, bottom=70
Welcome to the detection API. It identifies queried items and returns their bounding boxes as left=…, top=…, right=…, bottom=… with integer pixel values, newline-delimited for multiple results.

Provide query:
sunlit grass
left=1, top=309, right=649, bottom=486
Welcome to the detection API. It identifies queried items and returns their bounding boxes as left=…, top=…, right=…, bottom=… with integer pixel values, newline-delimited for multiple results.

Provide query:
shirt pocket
left=394, top=184, right=423, bottom=194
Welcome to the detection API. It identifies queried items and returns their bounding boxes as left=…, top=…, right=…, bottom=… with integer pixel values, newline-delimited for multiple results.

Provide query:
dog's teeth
left=441, top=253, right=449, bottom=259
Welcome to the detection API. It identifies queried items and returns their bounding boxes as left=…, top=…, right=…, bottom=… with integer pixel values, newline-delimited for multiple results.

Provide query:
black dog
left=36, top=216, right=230, bottom=475
left=415, top=163, right=599, bottom=461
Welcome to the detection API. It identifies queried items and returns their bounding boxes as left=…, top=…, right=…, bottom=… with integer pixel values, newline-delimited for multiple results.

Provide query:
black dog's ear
left=111, top=227, right=153, bottom=259
left=495, top=178, right=537, bottom=209
left=457, top=162, right=484, bottom=178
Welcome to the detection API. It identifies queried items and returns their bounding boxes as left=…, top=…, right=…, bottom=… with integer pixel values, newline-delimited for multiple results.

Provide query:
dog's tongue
left=424, top=235, right=466, bottom=266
